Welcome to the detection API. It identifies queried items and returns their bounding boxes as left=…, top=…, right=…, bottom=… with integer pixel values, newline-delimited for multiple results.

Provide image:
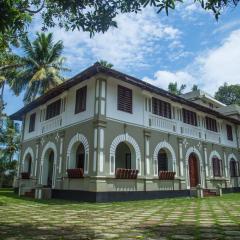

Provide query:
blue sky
left=4, top=2, right=240, bottom=116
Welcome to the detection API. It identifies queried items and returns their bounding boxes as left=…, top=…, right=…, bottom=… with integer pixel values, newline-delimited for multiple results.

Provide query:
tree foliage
left=215, top=83, right=240, bottom=105
left=0, top=116, right=19, bottom=187
left=0, top=0, right=239, bottom=49
left=98, top=60, right=114, bottom=68
left=0, top=117, right=20, bottom=163
left=192, top=84, right=199, bottom=91
left=9, top=32, right=67, bottom=104
left=0, top=51, right=23, bottom=112
left=168, top=82, right=186, bottom=95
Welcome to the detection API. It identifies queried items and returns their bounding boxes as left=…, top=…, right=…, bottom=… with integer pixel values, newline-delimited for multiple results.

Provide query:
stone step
left=24, top=189, right=35, bottom=198
left=203, top=189, right=218, bottom=197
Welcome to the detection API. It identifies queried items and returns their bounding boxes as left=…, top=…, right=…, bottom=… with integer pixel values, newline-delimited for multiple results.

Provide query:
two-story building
left=11, top=63, right=240, bottom=202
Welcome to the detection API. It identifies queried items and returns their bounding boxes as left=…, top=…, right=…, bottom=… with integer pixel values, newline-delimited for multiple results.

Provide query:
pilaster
left=93, top=77, right=107, bottom=176
left=178, top=137, right=184, bottom=177
left=34, top=138, right=41, bottom=178
left=144, top=130, right=151, bottom=177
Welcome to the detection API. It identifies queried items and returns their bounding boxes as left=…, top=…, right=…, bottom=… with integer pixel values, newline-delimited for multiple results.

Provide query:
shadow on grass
left=0, top=222, right=96, bottom=240
left=135, top=223, right=240, bottom=240
left=0, top=189, right=95, bottom=206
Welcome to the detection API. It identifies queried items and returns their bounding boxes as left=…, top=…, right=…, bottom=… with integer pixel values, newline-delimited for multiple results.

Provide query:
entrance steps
left=190, top=188, right=220, bottom=197
left=24, top=189, right=35, bottom=198
left=203, top=189, right=219, bottom=197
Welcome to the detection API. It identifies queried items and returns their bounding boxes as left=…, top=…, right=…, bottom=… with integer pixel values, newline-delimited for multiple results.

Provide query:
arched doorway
left=47, top=150, right=54, bottom=187
left=67, top=133, right=89, bottom=174
left=24, top=154, right=32, bottom=175
left=158, top=149, right=168, bottom=172
left=41, top=149, right=55, bottom=187
left=115, top=142, right=132, bottom=169
left=109, top=134, right=141, bottom=175
left=76, top=143, right=85, bottom=170
left=188, top=153, right=199, bottom=188
left=230, top=158, right=238, bottom=177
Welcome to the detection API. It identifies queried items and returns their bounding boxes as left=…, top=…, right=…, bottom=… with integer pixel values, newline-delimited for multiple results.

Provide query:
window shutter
left=117, top=85, right=132, bottom=113
left=206, top=117, right=217, bottom=132
left=29, top=113, right=36, bottom=132
left=182, top=108, right=197, bottom=126
left=152, top=97, right=171, bottom=119
left=226, top=125, right=233, bottom=141
left=75, top=86, right=87, bottom=114
left=46, top=99, right=61, bottom=120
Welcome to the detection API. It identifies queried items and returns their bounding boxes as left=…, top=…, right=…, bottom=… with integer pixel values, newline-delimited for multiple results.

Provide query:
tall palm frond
left=11, top=32, right=68, bottom=104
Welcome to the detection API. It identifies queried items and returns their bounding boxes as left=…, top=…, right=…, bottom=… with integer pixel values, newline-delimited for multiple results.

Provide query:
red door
left=189, top=154, right=199, bottom=188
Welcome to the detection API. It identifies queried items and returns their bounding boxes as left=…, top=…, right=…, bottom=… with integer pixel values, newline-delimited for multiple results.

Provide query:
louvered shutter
left=118, top=85, right=132, bottom=113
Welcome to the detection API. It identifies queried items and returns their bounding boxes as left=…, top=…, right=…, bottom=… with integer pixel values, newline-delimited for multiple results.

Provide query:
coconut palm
left=9, top=32, right=67, bottom=104
left=0, top=50, right=22, bottom=120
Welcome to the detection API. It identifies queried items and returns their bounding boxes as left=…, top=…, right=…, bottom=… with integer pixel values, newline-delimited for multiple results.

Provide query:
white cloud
left=32, top=8, right=182, bottom=72
left=143, top=70, right=195, bottom=91
left=144, top=29, right=240, bottom=94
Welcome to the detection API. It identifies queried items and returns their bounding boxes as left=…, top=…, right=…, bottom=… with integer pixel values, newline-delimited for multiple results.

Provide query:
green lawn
left=0, top=189, right=240, bottom=240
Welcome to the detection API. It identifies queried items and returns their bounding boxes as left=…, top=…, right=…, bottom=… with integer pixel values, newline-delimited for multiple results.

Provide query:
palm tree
left=9, top=32, right=67, bottom=104
left=168, top=82, right=186, bottom=95
left=0, top=50, right=22, bottom=118
left=98, top=60, right=114, bottom=68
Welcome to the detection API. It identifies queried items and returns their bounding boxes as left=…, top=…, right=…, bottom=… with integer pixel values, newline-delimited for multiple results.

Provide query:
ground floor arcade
left=16, top=120, right=240, bottom=201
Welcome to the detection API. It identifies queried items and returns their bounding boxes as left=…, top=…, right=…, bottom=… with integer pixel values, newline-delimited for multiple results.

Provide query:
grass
left=0, top=189, right=240, bottom=240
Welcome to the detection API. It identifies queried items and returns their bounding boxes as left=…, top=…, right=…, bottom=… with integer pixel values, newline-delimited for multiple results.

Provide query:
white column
left=204, top=146, right=208, bottom=177
left=144, top=131, right=151, bottom=176
left=34, top=143, right=39, bottom=177
left=179, top=141, right=184, bottom=177
left=59, top=137, right=63, bottom=174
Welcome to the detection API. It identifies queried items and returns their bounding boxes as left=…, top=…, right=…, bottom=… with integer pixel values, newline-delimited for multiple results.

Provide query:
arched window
left=115, top=142, right=132, bottom=169
left=76, top=143, right=85, bottom=170
left=212, top=157, right=222, bottom=177
left=158, top=149, right=168, bottom=172
left=230, top=159, right=238, bottom=177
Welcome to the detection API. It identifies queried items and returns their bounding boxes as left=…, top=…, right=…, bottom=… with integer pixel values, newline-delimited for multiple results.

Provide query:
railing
left=150, top=114, right=176, bottom=133
left=181, top=123, right=202, bottom=139
left=205, top=130, right=221, bottom=144
left=41, top=115, right=62, bottom=134
left=115, top=168, right=139, bottom=179
left=149, top=114, right=237, bottom=146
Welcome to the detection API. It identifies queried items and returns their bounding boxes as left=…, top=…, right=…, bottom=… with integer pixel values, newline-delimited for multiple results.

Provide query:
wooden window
left=182, top=108, right=197, bottom=126
left=29, top=113, right=36, bottom=132
left=212, top=158, right=222, bottom=177
left=230, top=159, right=238, bottom=177
left=75, top=86, right=87, bottom=114
left=206, top=117, right=217, bottom=132
left=152, top=97, right=171, bottom=119
left=46, top=99, right=61, bottom=120
left=226, top=124, right=233, bottom=141
left=117, top=85, right=132, bottom=113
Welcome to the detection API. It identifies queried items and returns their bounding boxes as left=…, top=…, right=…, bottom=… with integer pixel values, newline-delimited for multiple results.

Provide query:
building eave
left=9, top=63, right=240, bottom=125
